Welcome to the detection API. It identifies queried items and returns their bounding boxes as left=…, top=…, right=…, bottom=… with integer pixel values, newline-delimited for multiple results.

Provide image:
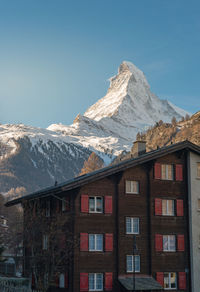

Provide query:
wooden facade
left=6, top=141, right=200, bottom=292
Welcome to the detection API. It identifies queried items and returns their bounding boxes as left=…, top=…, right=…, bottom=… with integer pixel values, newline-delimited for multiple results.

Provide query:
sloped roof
left=5, top=140, right=200, bottom=207
left=118, top=275, right=163, bottom=290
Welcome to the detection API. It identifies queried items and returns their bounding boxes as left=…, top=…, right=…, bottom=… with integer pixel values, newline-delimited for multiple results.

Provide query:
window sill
left=126, top=192, right=139, bottom=195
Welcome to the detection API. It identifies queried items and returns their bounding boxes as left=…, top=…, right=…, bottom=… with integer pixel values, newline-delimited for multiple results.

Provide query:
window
left=126, top=218, right=139, bottom=234
left=43, top=235, right=48, bottom=250
left=89, top=197, right=103, bottom=213
left=161, top=164, right=173, bottom=180
left=126, top=180, right=139, bottom=194
left=164, top=272, right=177, bottom=289
left=44, top=273, right=48, bottom=288
left=62, top=199, right=66, bottom=212
left=89, top=273, right=103, bottom=291
left=126, top=255, right=140, bottom=272
left=59, top=273, right=65, bottom=288
left=45, top=200, right=50, bottom=217
left=197, top=163, right=200, bottom=178
left=162, top=200, right=175, bottom=216
left=163, top=235, right=176, bottom=252
left=89, top=234, right=103, bottom=251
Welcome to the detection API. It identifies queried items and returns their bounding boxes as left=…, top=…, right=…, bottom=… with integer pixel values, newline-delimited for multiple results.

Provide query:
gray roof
left=119, top=275, right=163, bottom=290
left=5, top=140, right=200, bottom=207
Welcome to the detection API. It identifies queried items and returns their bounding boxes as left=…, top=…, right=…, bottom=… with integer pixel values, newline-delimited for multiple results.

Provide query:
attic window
left=125, top=180, right=139, bottom=194
left=161, top=164, right=173, bottom=180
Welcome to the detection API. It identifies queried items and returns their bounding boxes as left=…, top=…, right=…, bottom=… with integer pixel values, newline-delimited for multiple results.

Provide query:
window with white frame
left=161, top=164, right=173, bottom=180
left=164, top=272, right=177, bottom=289
left=43, top=235, right=48, bottom=250
left=89, top=234, right=103, bottom=251
left=126, top=255, right=140, bottom=272
left=163, top=235, right=176, bottom=252
left=62, top=199, right=66, bottom=212
left=44, top=273, right=48, bottom=289
left=125, top=180, right=139, bottom=194
left=89, top=197, right=103, bottom=213
left=89, top=273, right=103, bottom=291
left=126, top=218, right=139, bottom=234
left=162, top=200, right=175, bottom=216
left=197, top=163, right=200, bottom=178
left=45, top=200, right=50, bottom=217
left=59, top=273, right=65, bottom=288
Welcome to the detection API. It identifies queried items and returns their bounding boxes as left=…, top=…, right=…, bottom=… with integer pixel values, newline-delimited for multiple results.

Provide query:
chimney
left=131, top=141, right=146, bottom=157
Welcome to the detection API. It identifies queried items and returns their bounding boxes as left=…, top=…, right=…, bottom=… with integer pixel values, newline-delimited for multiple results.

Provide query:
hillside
left=113, top=112, right=200, bottom=163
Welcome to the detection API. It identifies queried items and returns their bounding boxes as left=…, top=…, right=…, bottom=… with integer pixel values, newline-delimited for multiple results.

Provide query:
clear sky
left=0, top=0, right=200, bottom=128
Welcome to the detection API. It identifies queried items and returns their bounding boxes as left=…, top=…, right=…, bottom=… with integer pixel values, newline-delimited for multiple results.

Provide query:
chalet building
left=5, top=140, right=200, bottom=292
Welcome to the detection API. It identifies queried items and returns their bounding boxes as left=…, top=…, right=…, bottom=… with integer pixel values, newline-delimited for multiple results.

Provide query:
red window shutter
left=80, top=273, right=88, bottom=291
left=177, top=200, right=184, bottom=216
left=105, top=272, right=113, bottom=291
left=156, top=272, right=164, bottom=287
left=154, top=163, right=161, bottom=179
left=155, top=198, right=162, bottom=215
left=177, top=235, right=185, bottom=251
left=55, top=274, right=59, bottom=287
left=80, top=233, right=88, bottom=251
left=32, top=273, right=35, bottom=288
left=105, top=234, right=113, bottom=251
left=105, top=196, right=112, bottom=214
left=179, top=272, right=186, bottom=290
left=65, top=272, right=68, bottom=288
left=81, top=195, right=89, bottom=213
left=155, top=234, right=163, bottom=251
left=176, top=164, right=183, bottom=181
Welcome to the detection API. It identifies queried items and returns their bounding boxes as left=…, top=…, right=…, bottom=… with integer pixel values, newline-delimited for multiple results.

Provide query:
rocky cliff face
left=0, top=61, right=189, bottom=195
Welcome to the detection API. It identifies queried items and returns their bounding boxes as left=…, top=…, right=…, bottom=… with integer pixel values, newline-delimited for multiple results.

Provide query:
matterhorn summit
left=49, top=61, right=188, bottom=156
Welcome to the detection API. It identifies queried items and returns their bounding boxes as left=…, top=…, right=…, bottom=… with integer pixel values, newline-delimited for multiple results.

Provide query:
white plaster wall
left=189, top=151, right=200, bottom=292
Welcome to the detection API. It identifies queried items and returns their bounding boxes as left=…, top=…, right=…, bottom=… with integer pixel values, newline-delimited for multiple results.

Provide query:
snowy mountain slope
left=0, top=61, right=189, bottom=193
left=0, top=124, right=92, bottom=193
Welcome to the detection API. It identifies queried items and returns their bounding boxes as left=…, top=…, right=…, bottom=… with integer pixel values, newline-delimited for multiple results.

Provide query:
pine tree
left=79, top=152, right=104, bottom=175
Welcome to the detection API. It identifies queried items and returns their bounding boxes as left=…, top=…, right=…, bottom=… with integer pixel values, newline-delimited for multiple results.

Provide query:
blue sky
left=0, top=0, right=200, bottom=127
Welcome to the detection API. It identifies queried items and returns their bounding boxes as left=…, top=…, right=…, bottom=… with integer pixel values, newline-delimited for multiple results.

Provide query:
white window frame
left=126, top=255, right=140, bottom=273
left=89, top=273, right=103, bottom=291
left=164, top=272, right=177, bottom=290
left=59, top=273, right=65, bottom=288
left=89, top=197, right=103, bottom=213
left=162, top=200, right=175, bottom=216
left=125, top=180, right=139, bottom=194
left=163, top=235, right=176, bottom=252
left=45, top=200, right=50, bottom=217
left=62, top=199, right=66, bottom=212
left=43, top=234, right=48, bottom=250
left=44, top=273, right=48, bottom=289
left=89, top=234, right=103, bottom=251
left=126, top=217, right=139, bottom=234
left=161, top=164, right=174, bottom=180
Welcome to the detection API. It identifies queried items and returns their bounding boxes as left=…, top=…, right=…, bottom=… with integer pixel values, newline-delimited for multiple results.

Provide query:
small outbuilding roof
left=118, top=274, right=163, bottom=290
left=5, top=140, right=200, bottom=207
